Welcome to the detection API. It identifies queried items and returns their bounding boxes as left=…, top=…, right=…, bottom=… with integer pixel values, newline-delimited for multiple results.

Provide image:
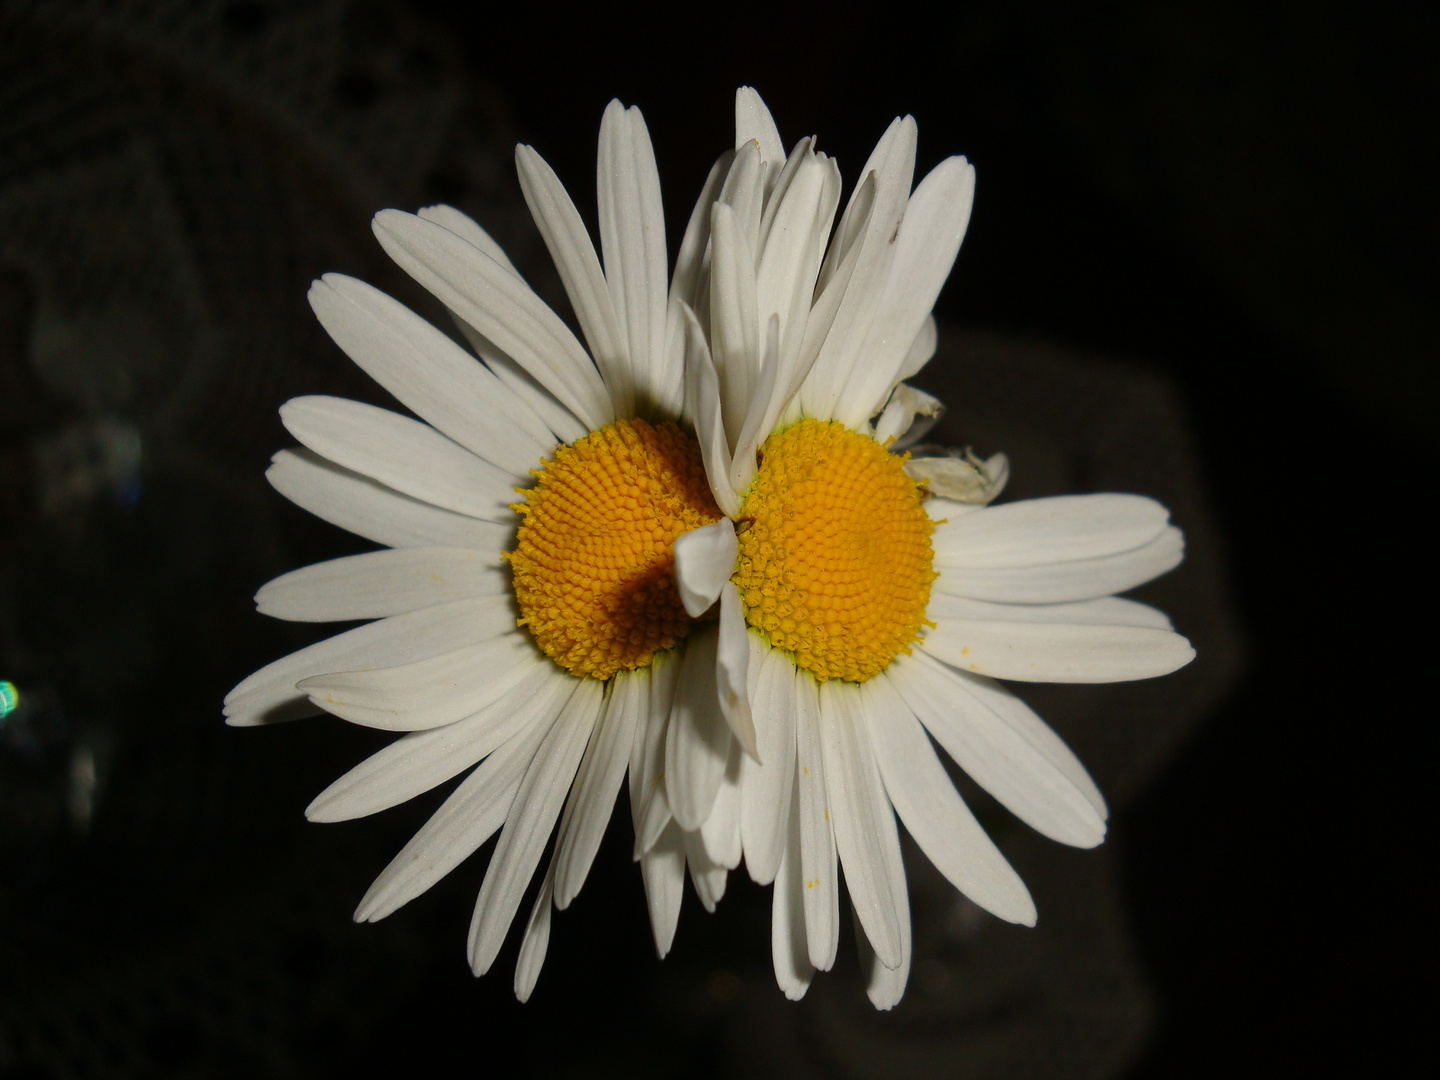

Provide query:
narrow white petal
left=267, top=449, right=511, bottom=551
left=468, top=677, right=604, bottom=975
left=280, top=396, right=522, bottom=520
left=735, top=86, right=785, bottom=166
left=920, top=618, right=1195, bottom=683
left=890, top=650, right=1107, bottom=846
left=709, top=201, right=761, bottom=448
left=685, top=829, right=729, bottom=912
left=933, top=494, right=1171, bottom=568
left=353, top=688, right=569, bottom=922
left=927, top=495, right=985, bottom=523
left=794, top=667, right=838, bottom=971
left=372, top=210, right=613, bottom=431
left=681, top=305, right=741, bottom=518
left=672, top=519, right=737, bottom=617
left=802, top=117, right=918, bottom=422
left=727, top=312, right=782, bottom=498
left=771, top=776, right=814, bottom=999
left=224, top=597, right=514, bottom=727
left=631, top=653, right=679, bottom=854
left=664, top=624, right=733, bottom=830
left=847, top=733, right=912, bottom=1008
left=641, top=819, right=686, bottom=958
left=306, top=662, right=566, bottom=823
left=740, top=641, right=797, bottom=886
left=925, top=593, right=1174, bottom=630
left=836, top=157, right=975, bottom=426
left=861, top=674, right=1037, bottom=923
left=666, top=151, right=733, bottom=394
left=466, top=337, right=587, bottom=446
left=516, top=144, right=631, bottom=417
left=716, top=583, right=757, bottom=758
left=307, top=275, right=552, bottom=475
left=417, top=205, right=523, bottom=278
left=817, top=681, right=903, bottom=970
left=256, top=547, right=506, bottom=623
left=513, top=862, right=554, bottom=1003
left=297, top=631, right=539, bottom=731
left=699, top=739, right=743, bottom=870
left=933, top=525, right=1186, bottom=603
left=553, top=673, right=641, bottom=909
left=597, top=102, right=669, bottom=414
left=716, top=140, right=767, bottom=258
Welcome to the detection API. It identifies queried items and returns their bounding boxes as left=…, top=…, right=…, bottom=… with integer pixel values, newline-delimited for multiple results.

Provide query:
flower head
left=226, top=99, right=729, bottom=1000
left=659, top=88, right=1195, bottom=1008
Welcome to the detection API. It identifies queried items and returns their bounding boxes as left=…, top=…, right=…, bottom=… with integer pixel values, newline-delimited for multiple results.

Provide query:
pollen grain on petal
left=734, top=419, right=936, bottom=683
left=508, top=419, right=721, bottom=679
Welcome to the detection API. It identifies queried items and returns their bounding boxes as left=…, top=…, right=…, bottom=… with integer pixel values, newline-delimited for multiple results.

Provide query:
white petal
left=709, top=201, right=762, bottom=449
left=664, top=624, right=733, bottom=830
left=468, top=677, right=604, bottom=975
left=353, top=689, right=569, bottom=922
left=673, top=519, right=738, bottom=617
left=727, top=314, right=782, bottom=498
left=906, top=451, right=1009, bottom=504
left=933, top=494, right=1171, bottom=568
left=920, top=618, right=1195, bottom=683
left=417, top=204, right=523, bottom=278
left=307, top=275, right=552, bottom=475
left=740, top=641, right=798, bottom=886
left=457, top=323, right=586, bottom=446
left=306, top=661, right=566, bottom=823
left=267, top=449, right=511, bottom=551
left=297, top=631, right=540, bottom=731
left=666, top=151, right=733, bottom=391
left=771, top=776, right=814, bottom=1000
left=861, top=674, right=1038, bottom=923
left=802, top=117, right=918, bottom=422
left=933, top=525, right=1186, bottom=603
left=735, top=86, right=785, bottom=166
left=685, top=828, right=729, bottom=912
left=716, top=140, right=767, bottom=258
left=699, top=739, right=743, bottom=870
left=817, top=681, right=903, bottom=970
left=716, top=583, right=757, bottom=758
left=925, top=593, right=1174, bottom=630
left=372, top=209, right=613, bottom=432
left=895, top=314, right=938, bottom=385
left=793, top=667, right=838, bottom=971
left=631, top=654, right=680, bottom=855
left=927, top=495, right=985, bottom=523
left=256, top=547, right=506, bottom=623
left=681, top=304, right=741, bottom=517
left=223, top=597, right=514, bottom=727
left=280, top=396, right=522, bottom=520
left=597, top=102, right=669, bottom=416
left=513, top=862, right=554, bottom=1003
left=889, top=650, right=1107, bottom=846
left=848, top=742, right=912, bottom=1008
left=836, top=156, right=975, bottom=426
left=552, top=673, right=641, bottom=909
left=873, top=382, right=944, bottom=447
left=641, top=819, right=686, bottom=958
left=515, top=145, right=631, bottom=418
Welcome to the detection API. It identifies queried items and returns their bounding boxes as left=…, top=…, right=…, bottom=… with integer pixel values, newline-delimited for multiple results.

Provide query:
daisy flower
left=225, top=99, right=742, bottom=1000
left=654, top=88, right=1196, bottom=1009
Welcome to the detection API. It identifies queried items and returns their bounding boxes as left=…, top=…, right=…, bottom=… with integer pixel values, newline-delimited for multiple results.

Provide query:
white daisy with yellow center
left=655, top=88, right=1196, bottom=1009
left=225, top=100, right=741, bottom=1000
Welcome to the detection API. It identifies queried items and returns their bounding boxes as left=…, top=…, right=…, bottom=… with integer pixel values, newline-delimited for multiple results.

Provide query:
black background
left=1, top=1, right=1429, bottom=1076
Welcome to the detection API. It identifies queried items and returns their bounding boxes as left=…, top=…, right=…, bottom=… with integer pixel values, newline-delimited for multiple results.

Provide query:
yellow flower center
left=508, top=418, right=721, bottom=680
left=733, top=419, right=936, bottom=683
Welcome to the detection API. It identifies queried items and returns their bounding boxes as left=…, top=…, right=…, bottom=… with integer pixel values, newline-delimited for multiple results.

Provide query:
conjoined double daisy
left=225, top=87, right=1194, bottom=1010
left=653, top=89, right=1195, bottom=1008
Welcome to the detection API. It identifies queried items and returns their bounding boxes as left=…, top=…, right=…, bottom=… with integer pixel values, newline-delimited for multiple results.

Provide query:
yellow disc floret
left=508, top=418, right=722, bottom=680
left=733, top=419, right=936, bottom=683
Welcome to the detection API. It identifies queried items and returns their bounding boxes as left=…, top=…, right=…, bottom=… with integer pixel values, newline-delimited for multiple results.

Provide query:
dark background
left=1, top=1, right=1429, bottom=1077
